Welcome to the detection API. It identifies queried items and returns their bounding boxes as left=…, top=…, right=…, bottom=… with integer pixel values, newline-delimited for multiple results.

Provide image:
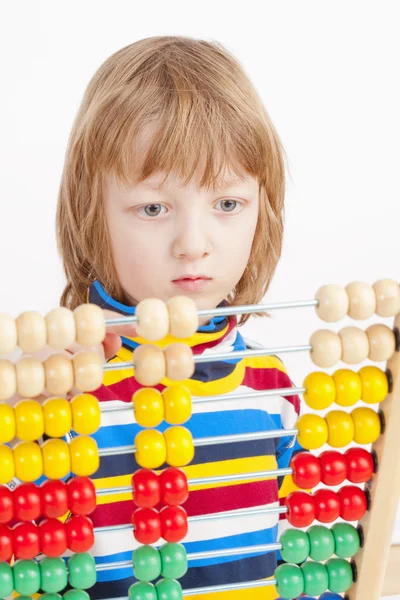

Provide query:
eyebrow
left=141, top=175, right=250, bottom=191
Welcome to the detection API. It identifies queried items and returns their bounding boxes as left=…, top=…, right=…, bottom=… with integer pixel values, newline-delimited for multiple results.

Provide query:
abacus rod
left=104, top=345, right=312, bottom=371
left=104, top=299, right=319, bottom=326
left=99, top=428, right=298, bottom=457
left=94, top=505, right=289, bottom=534
left=97, top=467, right=293, bottom=496
left=100, top=387, right=305, bottom=413
left=95, top=543, right=282, bottom=572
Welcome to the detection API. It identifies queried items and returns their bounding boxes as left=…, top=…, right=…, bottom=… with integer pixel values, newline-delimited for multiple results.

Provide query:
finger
left=103, top=332, right=122, bottom=361
left=102, top=309, right=138, bottom=338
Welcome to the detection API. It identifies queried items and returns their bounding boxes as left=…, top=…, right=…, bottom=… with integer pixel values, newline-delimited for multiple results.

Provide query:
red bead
left=339, top=485, right=368, bottom=521
left=285, top=491, right=316, bottom=527
left=0, top=486, right=14, bottom=524
left=345, top=448, right=374, bottom=484
left=66, top=515, right=94, bottom=552
left=14, top=483, right=42, bottom=522
left=0, top=524, right=13, bottom=561
left=290, top=452, right=321, bottom=489
left=160, top=467, right=189, bottom=506
left=132, top=470, right=160, bottom=508
left=160, top=505, right=188, bottom=543
left=39, top=518, right=68, bottom=557
left=319, top=450, right=348, bottom=486
left=41, top=480, right=69, bottom=519
left=13, top=521, right=40, bottom=559
left=67, top=477, right=96, bottom=515
left=132, top=507, right=161, bottom=544
left=313, top=489, right=341, bottom=523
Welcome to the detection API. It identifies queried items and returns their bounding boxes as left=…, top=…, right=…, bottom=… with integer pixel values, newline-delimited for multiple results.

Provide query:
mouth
left=172, top=275, right=212, bottom=292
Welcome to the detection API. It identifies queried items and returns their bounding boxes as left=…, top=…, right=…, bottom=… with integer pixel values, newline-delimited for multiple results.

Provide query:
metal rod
left=104, top=299, right=318, bottom=327
left=104, top=344, right=312, bottom=372
left=98, top=428, right=298, bottom=457
left=94, top=505, right=289, bottom=534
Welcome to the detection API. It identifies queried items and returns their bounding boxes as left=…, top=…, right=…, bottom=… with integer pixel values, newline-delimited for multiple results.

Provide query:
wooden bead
left=46, top=307, right=76, bottom=350
left=165, top=343, right=195, bottom=381
left=310, top=330, right=342, bottom=368
left=72, top=351, right=103, bottom=391
left=136, top=298, right=170, bottom=341
left=73, top=304, right=106, bottom=346
left=16, top=357, right=45, bottom=397
left=366, top=324, right=396, bottom=362
left=373, top=279, right=400, bottom=317
left=339, top=326, right=369, bottom=364
left=44, top=354, right=74, bottom=395
left=133, top=345, right=166, bottom=386
left=0, top=313, right=17, bottom=355
left=167, top=296, right=199, bottom=338
left=16, top=311, right=47, bottom=353
left=0, top=360, right=17, bottom=401
left=315, top=285, right=349, bottom=322
left=346, top=281, right=376, bottom=320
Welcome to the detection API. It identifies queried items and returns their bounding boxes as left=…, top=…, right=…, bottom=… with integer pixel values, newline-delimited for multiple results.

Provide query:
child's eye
left=137, top=204, right=167, bottom=218
left=215, top=199, right=242, bottom=213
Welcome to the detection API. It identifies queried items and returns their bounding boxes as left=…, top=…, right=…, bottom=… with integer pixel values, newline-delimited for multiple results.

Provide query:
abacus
left=0, top=279, right=399, bottom=600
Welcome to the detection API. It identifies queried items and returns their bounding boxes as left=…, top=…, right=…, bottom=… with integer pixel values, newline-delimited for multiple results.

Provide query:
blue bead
left=320, top=594, right=343, bottom=600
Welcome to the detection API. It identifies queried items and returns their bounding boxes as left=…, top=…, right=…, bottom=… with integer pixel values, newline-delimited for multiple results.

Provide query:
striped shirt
left=82, top=280, right=302, bottom=599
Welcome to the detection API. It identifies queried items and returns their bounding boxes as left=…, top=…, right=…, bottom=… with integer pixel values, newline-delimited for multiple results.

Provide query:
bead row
left=304, top=366, right=388, bottom=410
left=133, top=386, right=192, bottom=427
left=285, top=486, right=368, bottom=527
left=315, top=279, right=400, bottom=322
left=0, top=436, right=99, bottom=484
left=134, top=426, right=194, bottom=469
left=310, top=323, right=396, bottom=368
left=132, top=468, right=189, bottom=508
left=133, top=506, right=188, bottom=544
left=16, top=592, right=89, bottom=600
left=275, top=558, right=354, bottom=598
left=0, top=477, right=96, bottom=524
left=133, top=542, right=188, bottom=581
left=128, top=579, right=183, bottom=600
left=297, top=406, right=381, bottom=450
left=280, top=522, right=360, bottom=563
left=0, top=552, right=96, bottom=597
left=0, top=395, right=100, bottom=443
left=0, top=515, right=94, bottom=561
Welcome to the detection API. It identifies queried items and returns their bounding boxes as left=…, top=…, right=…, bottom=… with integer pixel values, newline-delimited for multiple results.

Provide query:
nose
left=172, top=216, right=211, bottom=260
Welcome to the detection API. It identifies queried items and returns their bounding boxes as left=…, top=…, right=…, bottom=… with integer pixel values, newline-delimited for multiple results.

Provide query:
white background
left=0, top=1, right=399, bottom=597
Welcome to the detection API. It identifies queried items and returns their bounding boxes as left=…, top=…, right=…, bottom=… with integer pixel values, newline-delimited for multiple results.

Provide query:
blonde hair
left=56, top=35, right=288, bottom=325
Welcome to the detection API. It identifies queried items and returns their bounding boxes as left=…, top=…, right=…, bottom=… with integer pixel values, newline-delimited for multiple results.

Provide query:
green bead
left=15, top=597, right=33, bottom=599
left=156, top=578, right=183, bottom=600
left=159, top=543, right=188, bottom=579
left=13, top=559, right=41, bottom=595
left=308, top=525, right=335, bottom=561
left=133, top=546, right=162, bottom=582
left=326, top=558, right=354, bottom=593
left=275, top=563, right=304, bottom=599
left=128, top=581, right=157, bottom=600
left=68, top=553, right=97, bottom=590
left=63, top=590, right=91, bottom=600
left=332, top=523, right=360, bottom=558
left=40, top=557, right=68, bottom=593
left=280, top=529, right=310, bottom=564
left=301, top=561, right=329, bottom=596
left=0, top=562, right=14, bottom=598
left=41, top=594, right=63, bottom=599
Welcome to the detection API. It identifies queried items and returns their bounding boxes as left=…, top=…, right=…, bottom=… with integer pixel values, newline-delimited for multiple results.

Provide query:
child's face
left=104, top=158, right=259, bottom=317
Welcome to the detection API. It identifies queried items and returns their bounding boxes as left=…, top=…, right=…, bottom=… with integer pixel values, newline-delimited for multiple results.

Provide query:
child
left=56, top=36, right=301, bottom=599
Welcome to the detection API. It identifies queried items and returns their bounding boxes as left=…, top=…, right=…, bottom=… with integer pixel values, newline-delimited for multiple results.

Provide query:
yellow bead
left=163, top=385, right=192, bottom=425
left=0, top=403, right=16, bottom=443
left=135, top=429, right=167, bottom=469
left=297, top=414, right=328, bottom=450
left=70, top=436, right=99, bottom=476
left=43, top=397, right=72, bottom=437
left=352, top=407, right=381, bottom=444
left=303, top=372, right=336, bottom=410
left=42, top=439, right=71, bottom=479
left=164, top=426, right=195, bottom=467
left=132, top=388, right=164, bottom=428
left=333, top=368, right=362, bottom=407
left=14, top=441, right=43, bottom=482
left=0, top=445, right=15, bottom=484
left=358, top=366, right=388, bottom=405
left=71, top=394, right=101, bottom=435
left=326, top=410, right=355, bottom=448
left=14, top=400, right=44, bottom=442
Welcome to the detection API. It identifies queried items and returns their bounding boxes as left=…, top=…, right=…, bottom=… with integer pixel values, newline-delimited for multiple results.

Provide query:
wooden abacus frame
left=349, top=312, right=400, bottom=599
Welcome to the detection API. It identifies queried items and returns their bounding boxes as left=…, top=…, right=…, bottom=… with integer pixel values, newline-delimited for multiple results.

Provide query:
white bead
left=46, top=307, right=76, bottom=350
left=16, top=357, right=46, bottom=397
left=0, top=360, right=17, bottom=401
left=346, top=281, right=376, bottom=320
left=136, top=299, right=169, bottom=341
left=0, top=313, right=17, bottom=355
left=339, top=326, right=369, bottom=364
left=315, top=284, right=349, bottom=322
left=310, top=330, right=342, bottom=367
left=373, top=279, right=400, bottom=317
left=167, top=296, right=199, bottom=338
left=74, top=304, right=106, bottom=346
left=16, top=311, right=47, bottom=353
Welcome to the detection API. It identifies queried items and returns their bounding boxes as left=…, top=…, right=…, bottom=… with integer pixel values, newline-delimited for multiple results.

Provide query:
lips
left=172, top=276, right=212, bottom=292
